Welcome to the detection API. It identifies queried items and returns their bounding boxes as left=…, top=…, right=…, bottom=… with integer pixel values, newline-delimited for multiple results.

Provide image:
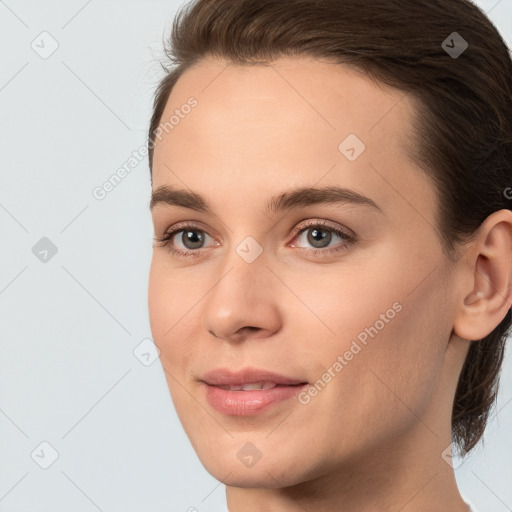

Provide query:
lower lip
left=202, top=383, right=308, bottom=416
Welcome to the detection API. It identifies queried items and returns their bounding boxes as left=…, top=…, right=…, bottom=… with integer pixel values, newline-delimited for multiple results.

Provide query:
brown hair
left=147, top=0, right=512, bottom=455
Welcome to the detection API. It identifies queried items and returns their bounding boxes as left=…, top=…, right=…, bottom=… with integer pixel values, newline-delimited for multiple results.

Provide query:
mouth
left=200, top=367, right=308, bottom=387
left=199, top=367, right=309, bottom=416
left=215, top=381, right=306, bottom=391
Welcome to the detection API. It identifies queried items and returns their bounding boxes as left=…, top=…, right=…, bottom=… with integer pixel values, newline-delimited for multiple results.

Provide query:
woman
left=147, top=0, right=512, bottom=510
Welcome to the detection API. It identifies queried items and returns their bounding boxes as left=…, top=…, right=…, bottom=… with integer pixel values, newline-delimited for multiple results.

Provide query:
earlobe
left=453, top=210, right=512, bottom=341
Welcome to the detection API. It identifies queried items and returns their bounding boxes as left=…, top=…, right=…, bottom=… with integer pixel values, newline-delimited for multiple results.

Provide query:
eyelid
left=291, top=219, right=355, bottom=241
left=155, top=220, right=218, bottom=242
left=159, top=218, right=353, bottom=241
left=153, top=221, right=219, bottom=250
left=287, top=220, right=356, bottom=256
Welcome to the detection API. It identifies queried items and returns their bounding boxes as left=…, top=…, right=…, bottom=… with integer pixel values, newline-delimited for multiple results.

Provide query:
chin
left=194, top=443, right=318, bottom=489
left=205, top=462, right=305, bottom=489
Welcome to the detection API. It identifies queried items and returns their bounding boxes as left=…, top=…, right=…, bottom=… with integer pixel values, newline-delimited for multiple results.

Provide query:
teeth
left=243, top=382, right=277, bottom=390
left=218, top=382, right=277, bottom=391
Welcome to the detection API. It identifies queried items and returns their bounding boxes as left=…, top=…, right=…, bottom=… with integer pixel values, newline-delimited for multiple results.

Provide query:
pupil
left=184, top=230, right=203, bottom=249
left=308, top=228, right=331, bottom=248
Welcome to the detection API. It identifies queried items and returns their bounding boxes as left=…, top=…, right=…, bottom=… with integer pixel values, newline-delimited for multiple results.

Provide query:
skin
left=148, top=55, right=512, bottom=512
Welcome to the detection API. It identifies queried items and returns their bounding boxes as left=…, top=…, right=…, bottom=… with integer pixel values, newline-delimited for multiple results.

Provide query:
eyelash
left=153, top=220, right=356, bottom=259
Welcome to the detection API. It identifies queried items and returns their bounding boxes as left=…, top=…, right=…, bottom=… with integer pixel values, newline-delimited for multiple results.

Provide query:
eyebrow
left=150, top=184, right=382, bottom=214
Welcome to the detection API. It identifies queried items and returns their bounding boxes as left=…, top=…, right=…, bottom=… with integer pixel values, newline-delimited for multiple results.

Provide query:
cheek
left=148, top=260, right=170, bottom=342
left=289, top=251, right=452, bottom=432
left=325, top=277, right=450, bottom=448
left=298, top=239, right=451, bottom=367
left=147, top=258, right=198, bottom=366
left=148, top=262, right=201, bottom=424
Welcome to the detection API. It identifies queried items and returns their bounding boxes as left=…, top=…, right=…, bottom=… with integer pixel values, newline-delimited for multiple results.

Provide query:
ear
left=453, top=209, right=512, bottom=341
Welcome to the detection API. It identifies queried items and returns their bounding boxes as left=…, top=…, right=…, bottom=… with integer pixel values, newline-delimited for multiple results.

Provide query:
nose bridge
left=215, top=234, right=269, bottom=301
left=202, top=234, right=279, bottom=339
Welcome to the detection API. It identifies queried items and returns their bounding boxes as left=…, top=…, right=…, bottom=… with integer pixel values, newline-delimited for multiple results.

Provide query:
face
left=148, top=56, right=462, bottom=487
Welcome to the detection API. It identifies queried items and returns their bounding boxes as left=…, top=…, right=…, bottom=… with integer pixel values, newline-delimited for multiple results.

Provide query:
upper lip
left=200, top=367, right=308, bottom=386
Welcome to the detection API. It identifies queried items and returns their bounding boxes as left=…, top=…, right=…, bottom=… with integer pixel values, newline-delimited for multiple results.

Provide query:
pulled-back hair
left=148, top=0, right=512, bottom=455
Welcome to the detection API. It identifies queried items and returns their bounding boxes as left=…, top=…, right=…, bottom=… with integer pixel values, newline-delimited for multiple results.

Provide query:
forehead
left=151, top=55, right=433, bottom=219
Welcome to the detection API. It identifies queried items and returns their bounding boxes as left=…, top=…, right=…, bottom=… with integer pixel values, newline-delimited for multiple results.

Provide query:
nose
left=202, top=249, right=282, bottom=344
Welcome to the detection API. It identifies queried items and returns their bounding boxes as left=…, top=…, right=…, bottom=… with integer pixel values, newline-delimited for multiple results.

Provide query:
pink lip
left=200, top=367, right=306, bottom=386
left=199, top=367, right=308, bottom=416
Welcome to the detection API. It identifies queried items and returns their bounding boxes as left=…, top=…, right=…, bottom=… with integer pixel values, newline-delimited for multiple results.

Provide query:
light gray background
left=0, top=1, right=511, bottom=511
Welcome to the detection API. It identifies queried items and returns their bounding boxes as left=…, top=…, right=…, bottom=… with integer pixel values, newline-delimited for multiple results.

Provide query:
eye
left=153, top=219, right=356, bottom=259
left=153, top=223, right=217, bottom=258
left=290, top=220, right=355, bottom=256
